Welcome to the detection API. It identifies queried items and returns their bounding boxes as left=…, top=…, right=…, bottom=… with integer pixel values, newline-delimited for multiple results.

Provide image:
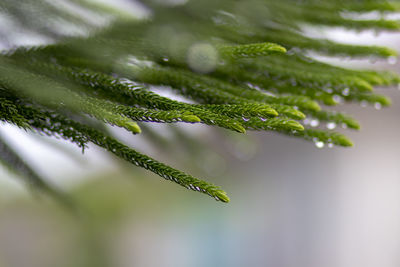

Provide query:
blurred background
left=1, top=1, right=400, bottom=267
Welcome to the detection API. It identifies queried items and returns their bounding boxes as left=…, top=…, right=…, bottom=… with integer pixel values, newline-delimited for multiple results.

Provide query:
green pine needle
left=218, top=42, right=287, bottom=59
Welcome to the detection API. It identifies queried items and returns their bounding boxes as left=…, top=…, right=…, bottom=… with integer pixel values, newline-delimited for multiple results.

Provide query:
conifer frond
left=0, top=0, right=399, bottom=202
left=199, top=103, right=279, bottom=119
left=0, top=97, right=31, bottom=129
left=218, top=43, right=287, bottom=59
left=14, top=103, right=230, bottom=202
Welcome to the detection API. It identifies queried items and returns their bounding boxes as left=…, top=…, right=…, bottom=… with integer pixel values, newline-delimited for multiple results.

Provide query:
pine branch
left=14, top=103, right=230, bottom=202
left=0, top=0, right=399, bottom=203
